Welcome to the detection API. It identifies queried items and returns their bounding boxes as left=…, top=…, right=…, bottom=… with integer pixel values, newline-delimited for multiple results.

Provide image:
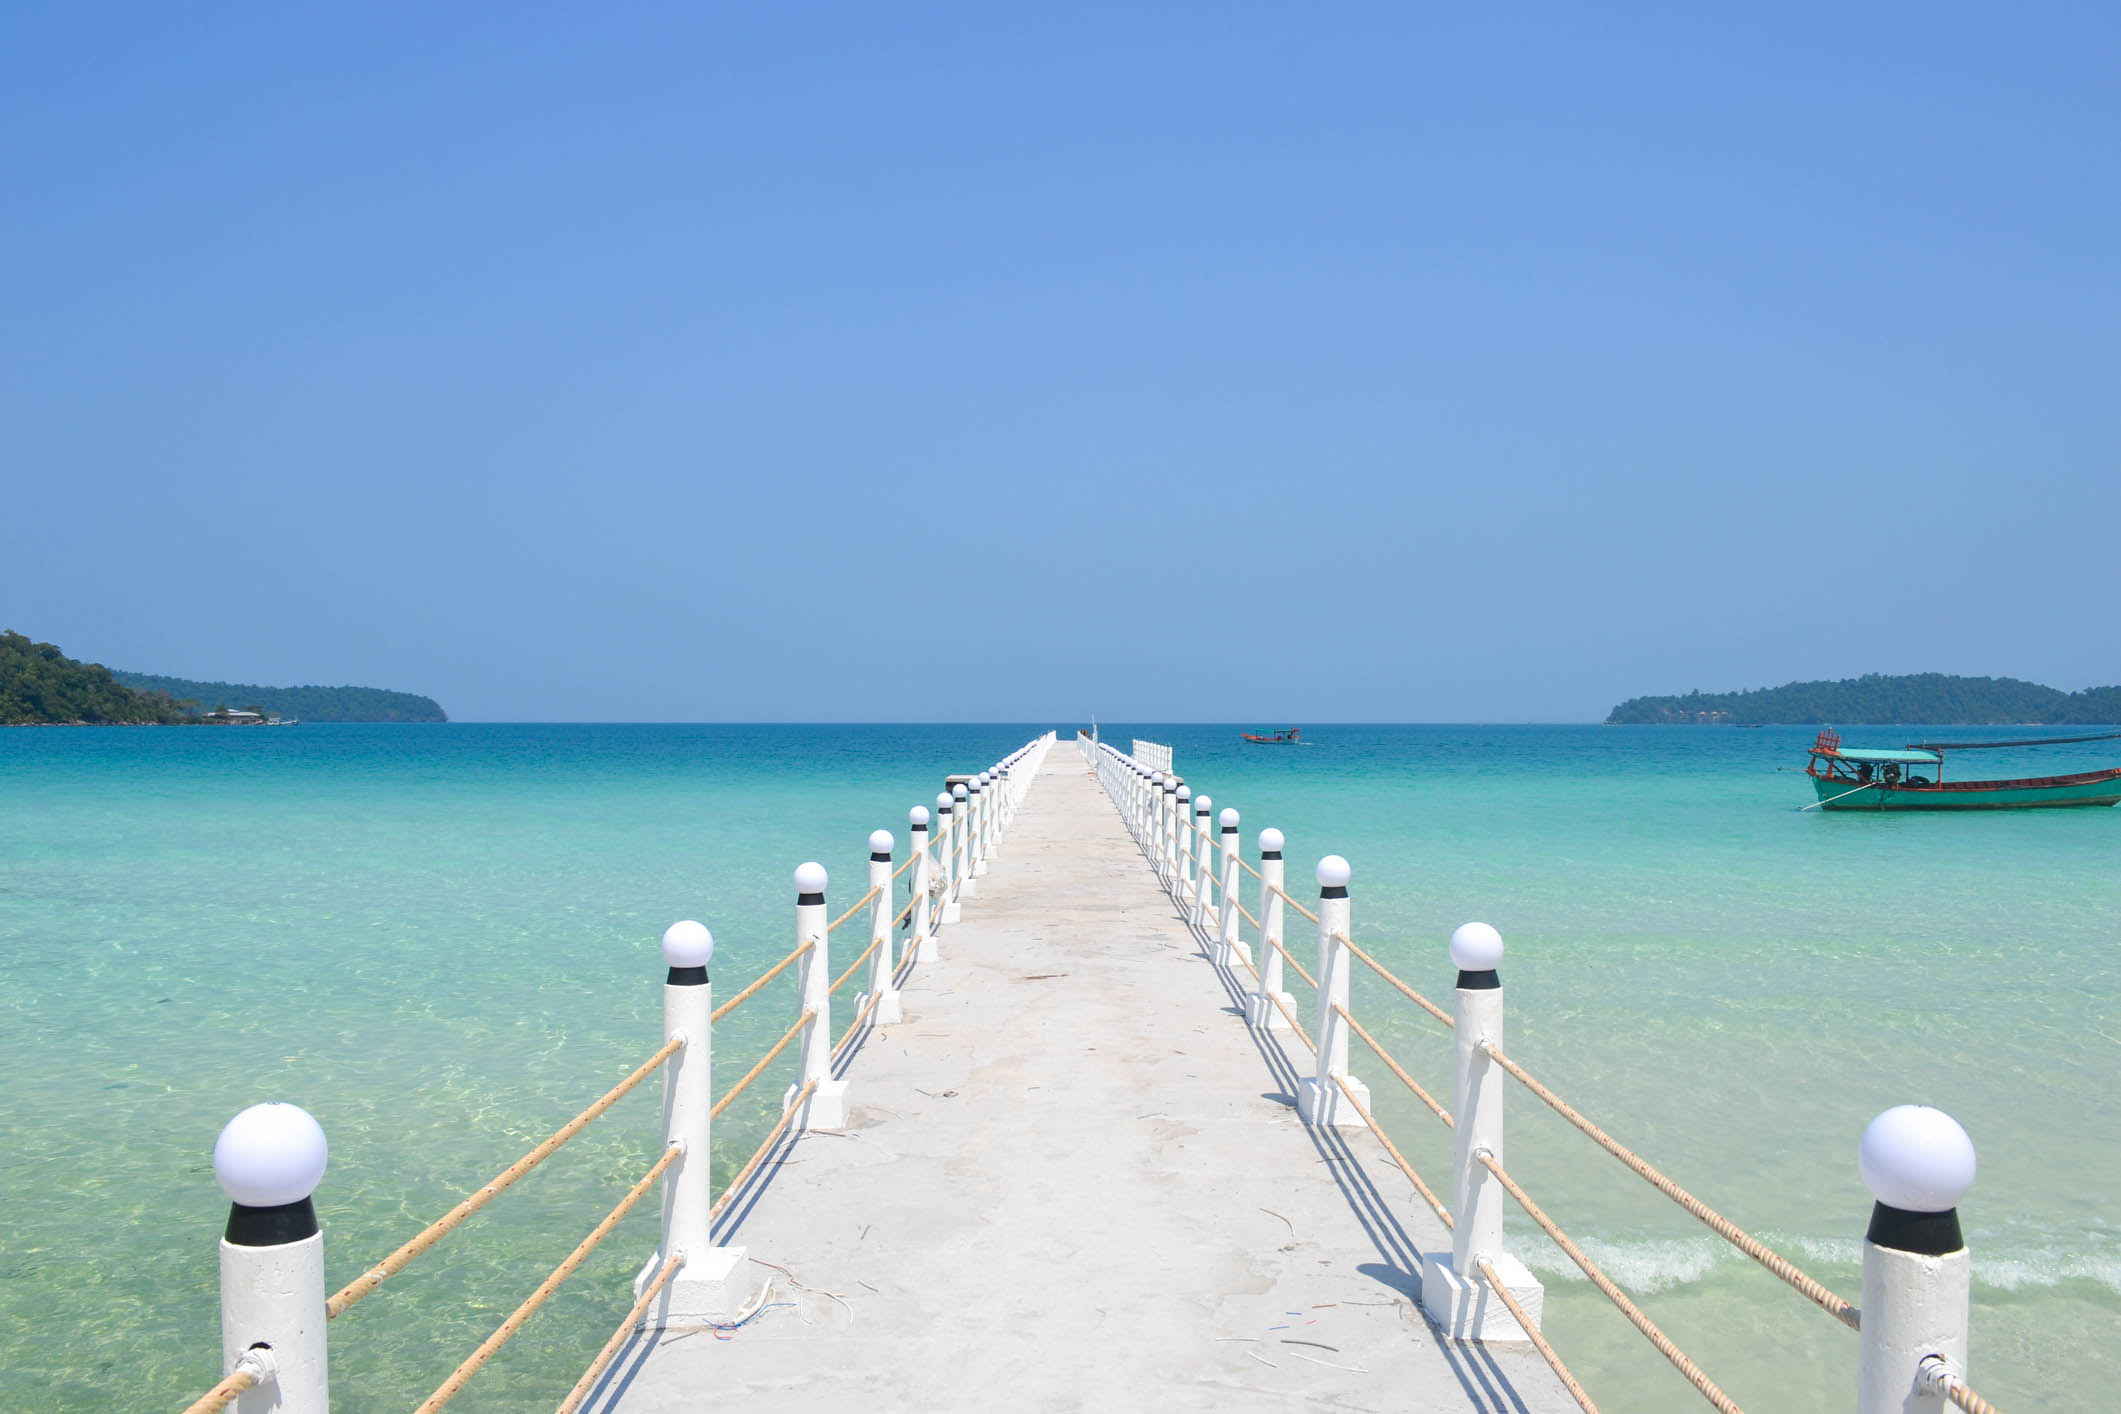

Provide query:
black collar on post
left=1867, top=1203, right=1964, bottom=1256
left=225, top=1198, right=319, bottom=1246
left=667, top=965, right=708, bottom=986
left=1457, top=969, right=1500, bottom=989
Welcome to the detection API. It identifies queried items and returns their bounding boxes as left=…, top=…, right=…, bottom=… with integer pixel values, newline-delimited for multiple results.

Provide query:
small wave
left=1516, top=1232, right=2121, bottom=1297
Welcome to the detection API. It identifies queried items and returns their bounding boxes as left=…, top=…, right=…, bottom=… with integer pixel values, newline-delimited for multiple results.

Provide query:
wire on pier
left=1482, top=1041, right=1856, bottom=1329
left=1479, top=1257, right=1601, bottom=1414
left=413, top=1143, right=682, bottom=1413
left=327, top=1033, right=683, bottom=1318
left=1478, top=1151, right=1746, bottom=1414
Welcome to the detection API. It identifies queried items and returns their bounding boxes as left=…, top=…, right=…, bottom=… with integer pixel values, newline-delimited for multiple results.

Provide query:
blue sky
left=5, top=4, right=2115, bottom=721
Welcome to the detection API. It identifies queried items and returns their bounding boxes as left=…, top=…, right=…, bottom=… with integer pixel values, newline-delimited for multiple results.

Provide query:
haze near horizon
left=5, top=5, right=2115, bottom=721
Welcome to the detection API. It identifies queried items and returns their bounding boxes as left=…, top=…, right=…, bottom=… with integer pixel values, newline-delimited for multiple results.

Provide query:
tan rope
left=893, top=895, right=916, bottom=928
left=1479, top=1152, right=1746, bottom=1414
left=1935, top=1372, right=2003, bottom=1414
left=710, top=941, right=813, bottom=1024
left=552, top=1251, right=682, bottom=1414
left=711, top=1011, right=815, bottom=1120
left=830, top=934, right=882, bottom=994
left=1267, top=882, right=1321, bottom=925
left=713, top=1078, right=816, bottom=1217
left=1335, top=1004, right=1453, bottom=1127
left=1333, top=930, right=1455, bottom=1030
left=1479, top=1257, right=1602, bottom=1414
left=1268, top=935, right=1318, bottom=991
left=891, top=849, right=922, bottom=882
left=177, top=1368, right=256, bottom=1414
left=1268, top=988, right=1315, bottom=1050
left=327, top=1034, right=683, bottom=1318
left=1233, top=898, right=1261, bottom=931
left=1482, top=1042, right=1857, bottom=1329
left=413, top=1144, right=681, bottom=1413
left=1334, top=1075, right=1453, bottom=1230
left=1235, top=852, right=1263, bottom=880
left=826, top=884, right=882, bottom=934
left=831, top=986, right=884, bottom=1063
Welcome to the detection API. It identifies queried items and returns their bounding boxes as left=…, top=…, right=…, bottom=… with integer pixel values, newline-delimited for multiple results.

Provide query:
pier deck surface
left=592, top=750, right=1571, bottom=1413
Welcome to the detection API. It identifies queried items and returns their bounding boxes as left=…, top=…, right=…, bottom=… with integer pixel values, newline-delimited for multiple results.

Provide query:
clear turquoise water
left=3, top=724, right=2114, bottom=1411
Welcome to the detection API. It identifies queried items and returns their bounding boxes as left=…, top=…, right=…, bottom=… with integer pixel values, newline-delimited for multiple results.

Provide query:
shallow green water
left=2, top=724, right=2113, bottom=1410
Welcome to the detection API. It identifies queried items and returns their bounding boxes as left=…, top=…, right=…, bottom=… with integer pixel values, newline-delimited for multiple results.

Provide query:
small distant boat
left=1241, top=727, right=1302, bottom=745
left=1804, top=728, right=2121, bottom=811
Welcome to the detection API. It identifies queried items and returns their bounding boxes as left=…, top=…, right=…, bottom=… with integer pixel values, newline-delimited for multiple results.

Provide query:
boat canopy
left=1818, top=747, right=1942, bottom=765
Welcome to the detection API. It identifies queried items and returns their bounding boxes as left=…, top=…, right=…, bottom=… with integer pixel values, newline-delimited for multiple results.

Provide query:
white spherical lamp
left=1449, top=922, right=1505, bottom=971
left=1258, top=827, right=1285, bottom=853
left=214, top=1103, right=328, bottom=1208
left=1220, top=808, right=1240, bottom=829
left=660, top=920, right=714, bottom=968
left=1316, top=855, right=1351, bottom=889
left=793, top=861, right=828, bottom=894
left=909, top=805, right=930, bottom=827
left=869, top=829, right=895, bottom=855
left=1860, top=1106, right=1976, bottom=1212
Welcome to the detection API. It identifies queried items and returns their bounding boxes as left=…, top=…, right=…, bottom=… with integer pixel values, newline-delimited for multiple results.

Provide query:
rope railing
left=1921, top=1359, right=2002, bottom=1414
left=1480, top=1257, right=1601, bottom=1414
left=825, top=884, right=882, bottom=934
left=829, top=935, right=882, bottom=995
left=1478, top=1150, right=1746, bottom=1414
left=1481, top=1041, right=1858, bottom=1330
left=327, top=1033, right=684, bottom=1318
left=1334, top=1003, right=1453, bottom=1127
left=710, top=940, right=813, bottom=1024
left=412, top=1143, right=682, bottom=1413
left=178, top=1366, right=260, bottom=1414
left=1267, top=881, right=1321, bottom=926
left=712, top=1078, right=816, bottom=1219
left=1333, top=930, right=1454, bottom=1030
left=893, top=895, right=916, bottom=929
left=830, top=986, right=886, bottom=1064
left=1267, top=934, right=1318, bottom=991
left=710, top=1010, right=815, bottom=1121
left=554, top=1252, right=683, bottom=1414
left=1334, top=1075, right=1453, bottom=1230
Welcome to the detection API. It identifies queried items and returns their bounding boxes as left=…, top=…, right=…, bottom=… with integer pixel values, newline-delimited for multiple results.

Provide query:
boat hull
left=1809, top=767, right=2121, bottom=811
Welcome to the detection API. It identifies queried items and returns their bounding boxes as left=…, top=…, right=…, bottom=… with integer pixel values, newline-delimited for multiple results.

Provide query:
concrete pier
left=589, top=749, right=1572, bottom=1413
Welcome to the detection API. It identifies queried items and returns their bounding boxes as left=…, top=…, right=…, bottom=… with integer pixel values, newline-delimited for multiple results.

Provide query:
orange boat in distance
left=1241, top=727, right=1301, bottom=745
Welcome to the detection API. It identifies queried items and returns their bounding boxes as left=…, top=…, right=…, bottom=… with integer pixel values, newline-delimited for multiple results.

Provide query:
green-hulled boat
left=1804, top=729, right=2121, bottom=811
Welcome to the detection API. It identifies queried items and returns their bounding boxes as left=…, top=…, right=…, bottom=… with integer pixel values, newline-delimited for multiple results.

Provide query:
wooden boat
left=1804, top=728, right=2121, bottom=810
left=1241, top=727, right=1301, bottom=745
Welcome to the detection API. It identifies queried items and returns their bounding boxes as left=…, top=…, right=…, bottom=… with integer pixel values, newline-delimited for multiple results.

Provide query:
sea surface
left=2, top=723, right=2115, bottom=1412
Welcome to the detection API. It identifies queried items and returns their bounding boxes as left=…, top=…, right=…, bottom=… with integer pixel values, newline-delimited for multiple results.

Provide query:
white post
left=1190, top=794, right=1213, bottom=929
left=639, top=921, right=747, bottom=1323
left=1213, top=808, right=1249, bottom=969
left=1857, top=1106, right=1977, bottom=1414
left=908, top=806, right=936, bottom=963
left=1296, top=856, right=1368, bottom=1128
left=954, top=780, right=975, bottom=903
left=935, top=791, right=960, bottom=924
left=784, top=862, right=850, bottom=1129
left=1421, top=922, right=1543, bottom=1341
left=974, top=770, right=994, bottom=873
left=1172, top=784, right=1192, bottom=900
left=856, top=830, right=901, bottom=1025
left=1245, top=828, right=1293, bottom=1029
left=213, top=1103, right=330, bottom=1414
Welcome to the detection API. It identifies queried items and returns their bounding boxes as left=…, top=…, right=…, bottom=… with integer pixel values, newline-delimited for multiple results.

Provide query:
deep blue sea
left=3, top=724, right=2114, bottom=1411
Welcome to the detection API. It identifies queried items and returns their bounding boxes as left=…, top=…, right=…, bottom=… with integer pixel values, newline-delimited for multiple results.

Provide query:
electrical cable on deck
left=1479, top=1257, right=1601, bottom=1414
left=1477, top=1150, right=1747, bottom=1414
left=1481, top=1040, right=1857, bottom=1329
left=412, top=1143, right=682, bottom=1413
left=326, top=1033, right=684, bottom=1318
left=711, top=1011, right=815, bottom=1120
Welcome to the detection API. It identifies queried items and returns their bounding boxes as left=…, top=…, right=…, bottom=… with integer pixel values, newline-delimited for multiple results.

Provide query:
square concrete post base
left=914, top=932, right=939, bottom=963
left=784, top=1077, right=851, bottom=1130
left=1211, top=940, right=1254, bottom=971
left=941, top=900, right=962, bottom=923
left=959, top=878, right=979, bottom=898
left=633, top=1245, right=752, bottom=1327
left=1245, top=989, right=1296, bottom=1030
left=1420, top=1252, right=1544, bottom=1344
left=1296, top=1073, right=1369, bottom=1127
left=854, top=989, right=902, bottom=1026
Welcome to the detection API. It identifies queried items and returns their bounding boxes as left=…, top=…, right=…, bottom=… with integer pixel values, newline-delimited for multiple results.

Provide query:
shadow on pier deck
left=585, top=752, right=1571, bottom=1413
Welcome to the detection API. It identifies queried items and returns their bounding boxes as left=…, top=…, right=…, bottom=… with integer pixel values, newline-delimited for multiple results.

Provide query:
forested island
left=1608, top=673, right=2121, bottom=726
left=113, top=671, right=447, bottom=724
left=1, top=631, right=447, bottom=725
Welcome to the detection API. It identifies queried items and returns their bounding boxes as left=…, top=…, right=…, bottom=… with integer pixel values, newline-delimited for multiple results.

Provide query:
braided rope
left=830, top=935, right=882, bottom=995
left=177, top=1367, right=257, bottom=1414
left=552, top=1252, right=682, bottom=1414
left=1268, top=935, right=1318, bottom=991
left=1479, top=1152, right=1746, bottom=1414
left=327, top=1033, right=683, bottom=1317
left=1334, top=1004, right=1453, bottom=1127
left=710, top=1011, right=814, bottom=1120
left=825, top=885, right=882, bottom=934
left=412, top=1144, right=681, bottom=1412
left=1266, top=882, right=1321, bottom=925
left=1332, top=931, right=1454, bottom=1030
left=1483, top=1042, right=1857, bottom=1329
left=1334, top=1076, right=1453, bottom=1230
left=712, top=1079, right=816, bottom=1217
left=710, top=941, right=813, bottom=1024
left=1479, top=1257, right=1601, bottom=1413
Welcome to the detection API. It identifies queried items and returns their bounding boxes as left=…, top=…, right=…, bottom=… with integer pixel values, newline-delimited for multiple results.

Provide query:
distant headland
left=1, top=630, right=447, bottom=725
left=1608, top=673, right=2121, bottom=726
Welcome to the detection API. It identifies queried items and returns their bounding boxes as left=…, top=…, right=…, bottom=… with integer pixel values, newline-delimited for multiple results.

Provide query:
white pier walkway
left=588, top=749, right=1572, bottom=1413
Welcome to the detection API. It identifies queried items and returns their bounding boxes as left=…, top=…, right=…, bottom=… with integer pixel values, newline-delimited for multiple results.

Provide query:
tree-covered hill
left=1608, top=673, right=2121, bottom=725
left=1, top=631, right=195, bottom=724
left=112, top=671, right=447, bottom=723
